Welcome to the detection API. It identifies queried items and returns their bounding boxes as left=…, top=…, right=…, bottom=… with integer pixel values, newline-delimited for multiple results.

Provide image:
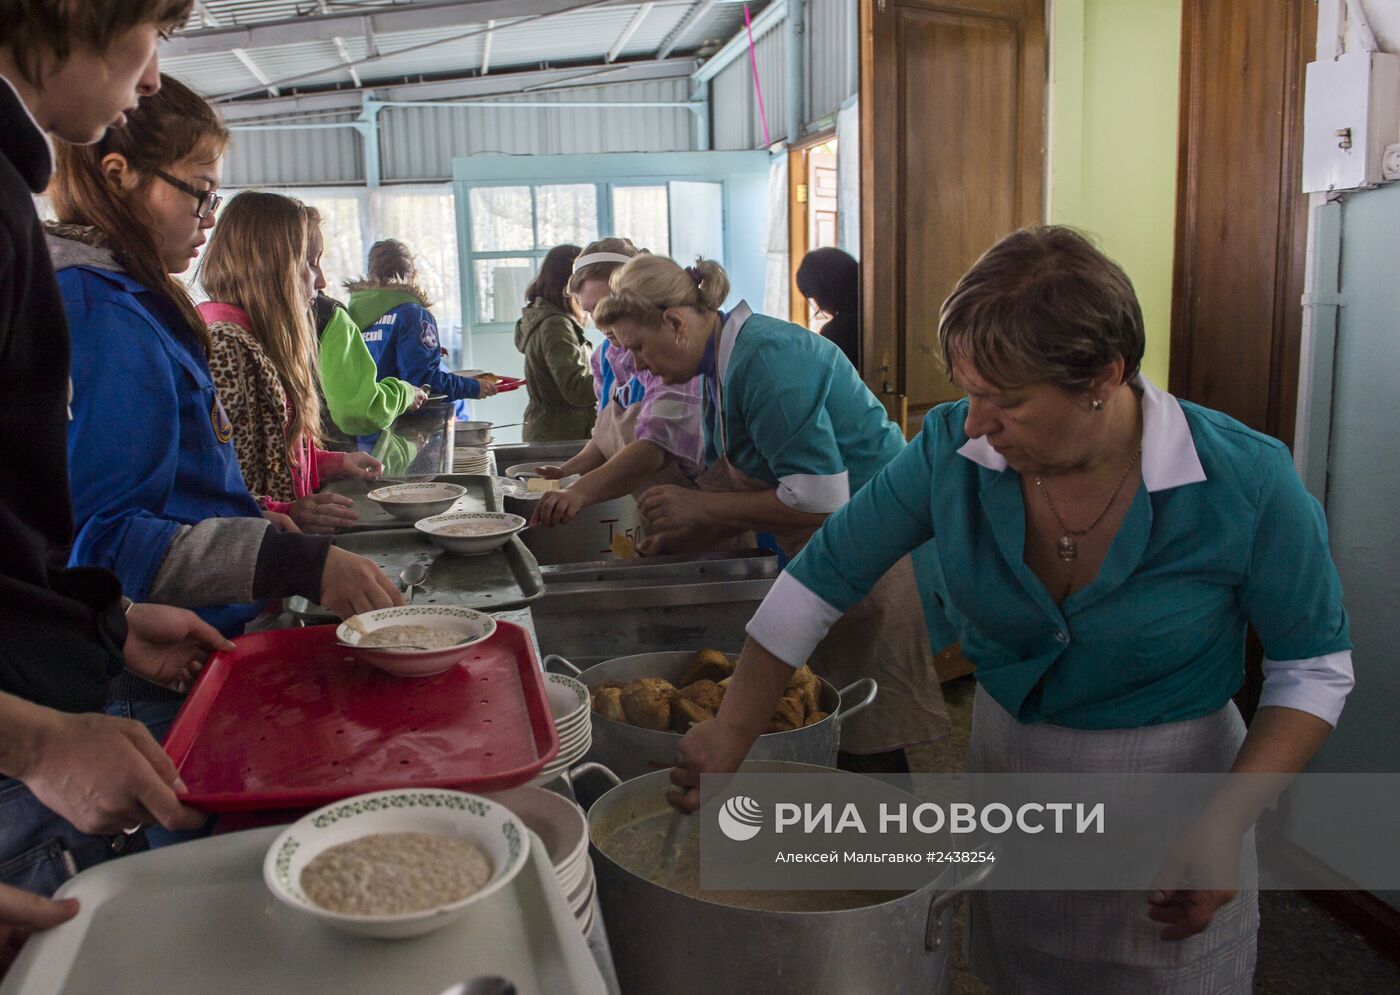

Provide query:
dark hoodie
left=0, top=77, right=126, bottom=712
left=513, top=298, right=595, bottom=442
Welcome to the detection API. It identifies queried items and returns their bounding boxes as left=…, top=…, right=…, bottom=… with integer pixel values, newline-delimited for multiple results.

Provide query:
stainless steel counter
left=530, top=550, right=779, bottom=667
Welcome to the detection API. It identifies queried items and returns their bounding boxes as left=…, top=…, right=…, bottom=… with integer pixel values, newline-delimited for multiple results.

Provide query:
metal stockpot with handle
left=545, top=652, right=877, bottom=781
left=580, top=761, right=992, bottom=995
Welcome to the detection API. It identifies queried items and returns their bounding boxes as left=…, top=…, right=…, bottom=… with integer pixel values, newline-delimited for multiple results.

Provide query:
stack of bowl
left=485, top=785, right=595, bottom=936
left=454, top=445, right=495, bottom=476
left=530, top=673, right=591, bottom=787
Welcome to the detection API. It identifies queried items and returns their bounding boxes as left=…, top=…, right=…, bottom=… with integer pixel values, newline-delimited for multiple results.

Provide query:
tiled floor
left=904, top=677, right=1400, bottom=994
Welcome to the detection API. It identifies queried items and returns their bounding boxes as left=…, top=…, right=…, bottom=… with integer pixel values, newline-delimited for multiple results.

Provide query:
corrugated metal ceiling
left=167, top=1, right=768, bottom=100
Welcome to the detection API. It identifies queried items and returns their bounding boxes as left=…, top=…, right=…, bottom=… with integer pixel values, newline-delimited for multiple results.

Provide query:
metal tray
left=285, top=528, right=543, bottom=622
left=322, top=473, right=501, bottom=532
left=0, top=827, right=606, bottom=995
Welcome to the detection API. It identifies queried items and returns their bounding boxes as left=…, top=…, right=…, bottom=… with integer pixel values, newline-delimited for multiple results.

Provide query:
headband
left=573, top=251, right=635, bottom=271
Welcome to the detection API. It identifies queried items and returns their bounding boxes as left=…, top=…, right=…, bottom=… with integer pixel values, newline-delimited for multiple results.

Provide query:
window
left=298, top=192, right=366, bottom=305
left=470, top=186, right=532, bottom=252
left=611, top=186, right=670, bottom=256
left=465, top=183, right=603, bottom=328
left=375, top=189, right=463, bottom=359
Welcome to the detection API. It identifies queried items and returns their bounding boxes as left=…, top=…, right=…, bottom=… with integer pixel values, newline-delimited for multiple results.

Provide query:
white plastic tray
left=0, top=827, right=606, bottom=995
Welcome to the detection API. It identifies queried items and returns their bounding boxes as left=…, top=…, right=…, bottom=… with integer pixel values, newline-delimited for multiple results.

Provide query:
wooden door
left=1170, top=0, right=1315, bottom=447
left=862, top=0, right=1046, bottom=434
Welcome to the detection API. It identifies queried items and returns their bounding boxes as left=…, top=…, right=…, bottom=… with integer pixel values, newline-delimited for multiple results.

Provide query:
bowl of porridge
left=263, top=787, right=530, bottom=939
left=336, top=605, right=496, bottom=676
left=415, top=511, right=526, bottom=555
left=366, top=482, right=467, bottom=521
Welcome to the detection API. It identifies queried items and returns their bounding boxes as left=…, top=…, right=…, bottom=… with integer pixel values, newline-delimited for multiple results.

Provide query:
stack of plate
left=484, top=784, right=596, bottom=937
left=454, top=446, right=496, bottom=475
left=530, top=673, right=591, bottom=787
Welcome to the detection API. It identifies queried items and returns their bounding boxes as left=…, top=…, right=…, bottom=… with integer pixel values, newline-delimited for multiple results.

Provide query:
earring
left=1091, top=398, right=1105, bottom=412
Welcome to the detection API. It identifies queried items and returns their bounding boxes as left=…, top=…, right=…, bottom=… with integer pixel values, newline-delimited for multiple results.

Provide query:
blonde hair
left=593, top=256, right=730, bottom=331
left=566, top=236, right=646, bottom=296
left=200, top=191, right=322, bottom=459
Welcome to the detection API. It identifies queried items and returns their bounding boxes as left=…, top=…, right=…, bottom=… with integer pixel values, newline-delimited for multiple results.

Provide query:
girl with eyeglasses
left=46, top=75, right=402, bottom=760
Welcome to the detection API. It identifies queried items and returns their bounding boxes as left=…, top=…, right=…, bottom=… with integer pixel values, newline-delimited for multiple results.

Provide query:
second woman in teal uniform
left=592, top=255, right=949, bottom=763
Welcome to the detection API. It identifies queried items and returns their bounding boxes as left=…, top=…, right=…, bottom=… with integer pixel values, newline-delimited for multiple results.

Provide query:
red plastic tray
left=163, top=621, right=559, bottom=812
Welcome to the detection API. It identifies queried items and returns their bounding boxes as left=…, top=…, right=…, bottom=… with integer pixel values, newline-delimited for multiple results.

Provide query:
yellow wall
left=1049, top=0, right=1182, bottom=387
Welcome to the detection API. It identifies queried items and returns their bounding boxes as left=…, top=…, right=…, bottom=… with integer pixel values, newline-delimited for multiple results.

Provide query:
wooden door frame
left=787, top=128, right=838, bottom=325
left=1169, top=0, right=1313, bottom=447
left=860, top=0, right=1047, bottom=434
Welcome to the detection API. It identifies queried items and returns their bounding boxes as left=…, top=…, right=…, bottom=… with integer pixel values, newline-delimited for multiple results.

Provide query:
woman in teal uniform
left=669, top=227, right=1355, bottom=992
left=592, top=255, right=949, bottom=765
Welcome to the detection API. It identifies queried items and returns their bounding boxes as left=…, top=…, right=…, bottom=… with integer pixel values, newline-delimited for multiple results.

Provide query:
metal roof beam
left=692, top=0, right=786, bottom=84
left=192, top=1, right=279, bottom=96
left=606, top=2, right=654, bottom=63
left=314, top=0, right=362, bottom=88
left=480, top=19, right=495, bottom=76
left=656, top=0, right=716, bottom=60
left=216, top=56, right=700, bottom=122
left=163, top=0, right=634, bottom=58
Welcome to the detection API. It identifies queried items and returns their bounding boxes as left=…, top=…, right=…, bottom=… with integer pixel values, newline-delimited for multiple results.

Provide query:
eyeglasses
left=152, top=169, right=222, bottom=220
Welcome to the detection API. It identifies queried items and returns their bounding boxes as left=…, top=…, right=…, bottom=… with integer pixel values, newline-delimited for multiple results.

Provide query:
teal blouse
left=747, top=379, right=1353, bottom=730
left=703, top=304, right=904, bottom=512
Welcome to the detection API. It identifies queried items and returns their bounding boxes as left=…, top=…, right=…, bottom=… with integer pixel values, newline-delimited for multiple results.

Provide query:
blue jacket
left=55, top=247, right=267, bottom=637
left=346, top=288, right=481, bottom=402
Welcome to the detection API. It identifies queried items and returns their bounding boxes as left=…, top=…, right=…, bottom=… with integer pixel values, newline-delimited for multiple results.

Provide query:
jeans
left=103, top=698, right=215, bottom=848
left=0, top=777, right=141, bottom=896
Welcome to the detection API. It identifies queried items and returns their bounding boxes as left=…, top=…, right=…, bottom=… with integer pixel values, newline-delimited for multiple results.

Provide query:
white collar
left=715, top=300, right=754, bottom=386
left=955, top=374, right=1207, bottom=493
left=0, top=74, right=56, bottom=182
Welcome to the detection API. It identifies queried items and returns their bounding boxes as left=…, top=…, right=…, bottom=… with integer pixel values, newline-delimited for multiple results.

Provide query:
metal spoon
left=399, top=563, right=428, bottom=603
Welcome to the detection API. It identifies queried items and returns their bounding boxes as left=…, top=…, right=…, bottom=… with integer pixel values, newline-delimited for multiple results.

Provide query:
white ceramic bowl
left=416, top=511, right=526, bottom=555
left=544, top=674, right=589, bottom=726
left=263, top=788, right=530, bottom=940
left=336, top=605, right=496, bottom=676
left=366, top=482, right=467, bottom=522
left=482, top=786, right=588, bottom=884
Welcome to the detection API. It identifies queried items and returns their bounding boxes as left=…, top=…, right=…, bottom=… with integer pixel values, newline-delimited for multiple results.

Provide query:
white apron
left=591, top=395, right=694, bottom=501
left=968, top=685, right=1259, bottom=993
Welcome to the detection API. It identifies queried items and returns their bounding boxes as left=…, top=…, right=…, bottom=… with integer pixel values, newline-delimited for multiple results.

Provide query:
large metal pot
left=582, top=761, right=991, bottom=995
left=546, top=652, right=877, bottom=781
left=500, top=463, right=646, bottom=565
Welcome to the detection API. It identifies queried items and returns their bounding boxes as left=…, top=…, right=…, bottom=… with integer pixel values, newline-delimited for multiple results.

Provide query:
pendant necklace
left=1033, top=443, right=1142, bottom=563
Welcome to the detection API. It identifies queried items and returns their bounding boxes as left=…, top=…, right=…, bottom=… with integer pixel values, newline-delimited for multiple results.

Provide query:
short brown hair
left=938, top=225, right=1145, bottom=393
left=2, top=0, right=194, bottom=86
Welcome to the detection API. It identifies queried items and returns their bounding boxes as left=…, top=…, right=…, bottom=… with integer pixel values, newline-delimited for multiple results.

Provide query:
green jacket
left=514, top=298, right=596, bottom=442
left=319, top=306, right=415, bottom=436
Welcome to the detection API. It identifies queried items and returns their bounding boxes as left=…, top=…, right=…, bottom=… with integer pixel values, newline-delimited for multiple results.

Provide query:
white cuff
left=745, top=571, right=843, bottom=667
left=1257, top=650, right=1355, bottom=727
left=776, top=470, right=850, bottom=513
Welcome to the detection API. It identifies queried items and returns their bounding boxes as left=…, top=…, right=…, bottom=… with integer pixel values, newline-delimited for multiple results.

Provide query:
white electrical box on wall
left=1303, top=50, right=1400, bottom=192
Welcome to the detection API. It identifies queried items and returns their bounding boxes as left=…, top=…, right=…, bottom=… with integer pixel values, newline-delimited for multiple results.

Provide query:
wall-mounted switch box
left=1303, top=51, right=1400, bottom=192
